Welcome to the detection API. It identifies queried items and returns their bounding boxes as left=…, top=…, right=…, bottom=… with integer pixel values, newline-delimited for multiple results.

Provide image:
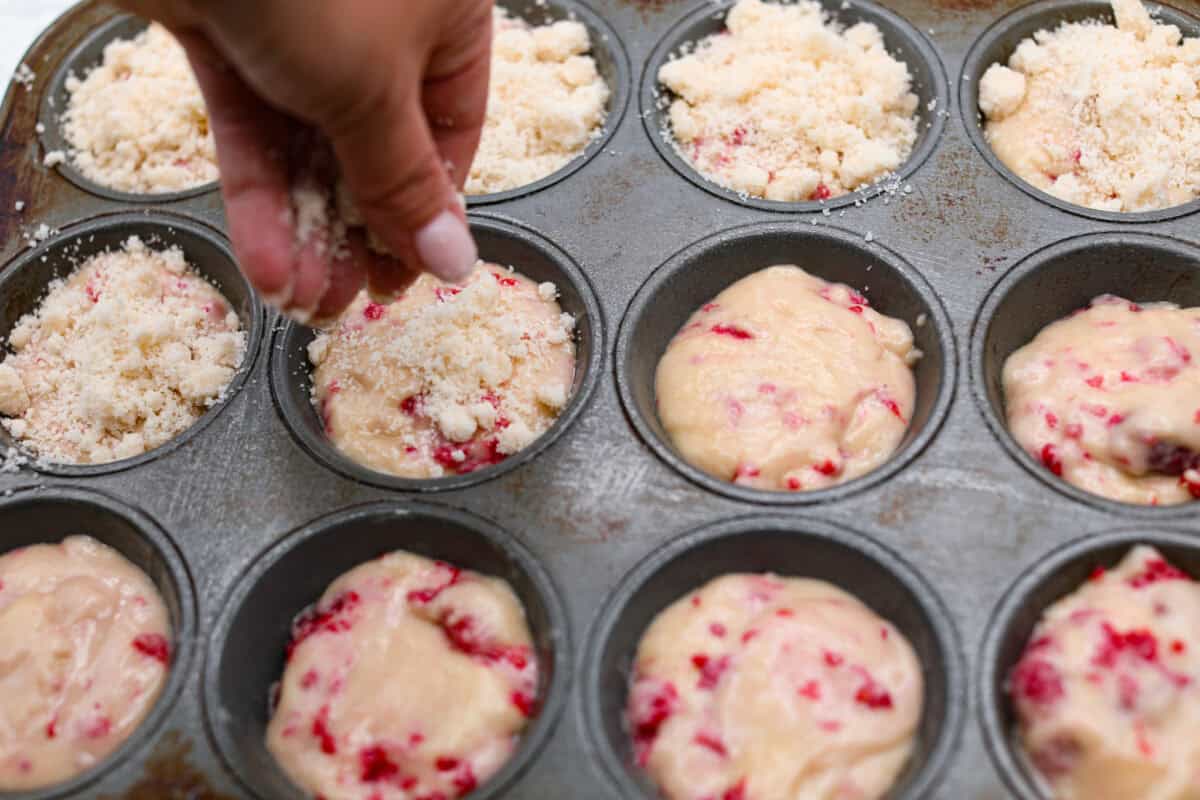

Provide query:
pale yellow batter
left=655, top=266, right=919, bottom=492
left=1010, top=546, right=1200, bottom=800
left=979, top=0, right=1200, bottom=213
left=308, top=264, right=575, bottom=479
left=267, top=551, right=538, bottom=800
left=1003, top=295, right=1200, bottom=505
left=0, top=536, right=172, bottom=790
left=628, top=573, right=923, bottom=800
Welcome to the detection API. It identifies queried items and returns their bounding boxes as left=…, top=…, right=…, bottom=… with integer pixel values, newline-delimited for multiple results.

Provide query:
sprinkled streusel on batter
left=59, top=23, right=217, bottom=193
left=0, top=237, right=246, bottom=464
left=980, top=0, right=1200, bottom=213
left=657, top=0, right=919, bottom=202
left=308, top=264, right=575, bottom=478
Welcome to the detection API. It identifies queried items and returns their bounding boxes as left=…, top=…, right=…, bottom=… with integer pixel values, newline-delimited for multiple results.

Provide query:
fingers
left=422, top=8, right=492, bottom=189
left=176, top=32, right=301, bottom=308
left=328, top=88, right=476, bottom=285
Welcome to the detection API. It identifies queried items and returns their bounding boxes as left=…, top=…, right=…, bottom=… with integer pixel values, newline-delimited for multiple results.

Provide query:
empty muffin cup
left=203, top=500, right=569, bottom=800
left=960, top=0, right=1200, bottom=223
left=270, top=214, right=603, bottom=492
left=641, top=0, right=948, bottom=212
left=0, top=485, right=196, bottom=800
left=469, top=0, right=631, bottom=204
left=581, top=514, right=965, bottom=800
left=39, top=14, right=219, bottom=203
left=616, top=221, right=955, bottom=504
left=0, top=211, right=264, bottom=476
left=978, top=527, right=1200, bottom=799
left=971, top=231, right=1200, bottom=516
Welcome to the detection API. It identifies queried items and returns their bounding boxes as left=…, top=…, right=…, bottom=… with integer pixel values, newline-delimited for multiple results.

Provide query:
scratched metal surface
left=1, top=0, right=1200, bottom=798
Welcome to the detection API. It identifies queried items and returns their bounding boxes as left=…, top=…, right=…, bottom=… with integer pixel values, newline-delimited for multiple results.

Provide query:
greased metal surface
left=1, top=0, right=1199, bottom=798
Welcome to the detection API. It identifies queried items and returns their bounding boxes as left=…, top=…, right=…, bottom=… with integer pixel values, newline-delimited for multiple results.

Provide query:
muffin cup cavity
left=979, top=528, right=1200, bottom=800
left=581, top=515, right=965, bottom=800
left=971, top=231, right=1200, bottom=517
left=270, top=213, right=603, bottom=492
left=467, top=0, right=631, bottom=206
left=0, top=485, right=196, bottom=800
left=616, top=222, right=955, bottom=505
left=38, top=14, right=220, bottom=204
left=203, top=501, right=570, bottom=800
left=960, top=0, right=1200, bottom=224
left=640, top=0, right=948, bottom=213
left=0, top=211, right=264, bottom=477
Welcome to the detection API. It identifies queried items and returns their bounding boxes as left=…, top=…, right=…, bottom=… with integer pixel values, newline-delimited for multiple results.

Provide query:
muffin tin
left=2, top=0, right=1199, bottom=797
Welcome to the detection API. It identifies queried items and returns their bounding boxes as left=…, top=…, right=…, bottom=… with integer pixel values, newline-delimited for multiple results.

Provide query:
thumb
left=328, top=92, right=476, bottom=284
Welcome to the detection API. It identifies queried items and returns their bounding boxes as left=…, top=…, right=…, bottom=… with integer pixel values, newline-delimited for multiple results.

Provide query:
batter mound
left=467, top=9, right=609, bottom=195
left=978, top=0, right=1200, bottom=213
left=655, top=266, right=919, bottom=492
left=60, top=23, right=217, bottom=194
left=1003, top=295, right=1200, bottom=506
left=0, top=536, right=172, bottom=791
left=266, top=550, right=538, bottom=800
left=308, top=265, right=575, bottom=479
left=0, top=236, right=247, bottom=465
left=1009, top=546, right=1200, bottom=799
left=657, top=0, right=919, bottom=202
left=628, top=573, right=923, bottom=800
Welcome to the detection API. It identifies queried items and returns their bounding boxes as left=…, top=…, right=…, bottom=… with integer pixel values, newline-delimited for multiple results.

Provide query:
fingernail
left=415, top=210, right=476, bottom=283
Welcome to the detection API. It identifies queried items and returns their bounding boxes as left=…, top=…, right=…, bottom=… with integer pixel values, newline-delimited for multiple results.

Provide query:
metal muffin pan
left=2, top=0, right=1200, bottom=797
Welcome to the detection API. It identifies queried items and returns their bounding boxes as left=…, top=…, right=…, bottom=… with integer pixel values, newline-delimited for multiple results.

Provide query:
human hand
left=116, top=0, right=493, bottom=321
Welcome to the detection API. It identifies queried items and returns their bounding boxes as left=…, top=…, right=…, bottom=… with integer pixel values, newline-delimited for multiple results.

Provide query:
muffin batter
left=657, top=0, right=919, bottom=201
left=1003, top=295, right=1200, bottom=505
left=467, top=9, right=609, bottom=195
left=60, top=23, right=217, bottom=194
left=267, top=551, right=538, bottom=800
left=0, top=536, right=172, bottom=791
left=1009, top=546, right=1200, bottom=799
left=628, top=573, right=923, bottom=800
left=0, top=236, right=247, bottom=465
left=978, top=0, right=1200, bottom=213
left=308, top=265, right=575, bottom=478
left=655, top=266, right=919, bottom=492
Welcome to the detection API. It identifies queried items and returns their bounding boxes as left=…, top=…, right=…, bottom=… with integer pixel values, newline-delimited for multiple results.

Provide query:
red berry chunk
left=1128, top=558, right=1189, bottom=589
left=812, top=183, right=832, bottom=201
left=1040, top=444, right=1064, bottom=477
left=312, top=705, right=337, bottom=754
left=711, top=324, right=754, bottom=340
left=359, top=746, right=398, bottom=783
left=286, top=591, right=361, bottom=661
left=1011, top=657, right=1064, bottom=706
left=132, top=633, right=170, bottom=664
left=693, top=732, right=728, bottom=757
left=363, top=303, right=386, bottom=321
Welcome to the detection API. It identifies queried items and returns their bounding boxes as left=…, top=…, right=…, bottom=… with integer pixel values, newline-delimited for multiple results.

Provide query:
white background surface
left=1, top=0, right=76, bottom=83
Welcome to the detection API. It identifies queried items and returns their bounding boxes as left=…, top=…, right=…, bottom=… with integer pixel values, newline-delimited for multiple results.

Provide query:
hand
left=117, top=0, right=492, bottom=321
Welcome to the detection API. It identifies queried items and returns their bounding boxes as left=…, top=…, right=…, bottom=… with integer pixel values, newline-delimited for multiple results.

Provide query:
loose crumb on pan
left=466, top=8, right=610, bottom=195
left=59, top=23, right=217, bottom=194
left=979, top=0, right=1200, bottom=213
left=12, top=63, right=35, bottom=91
left=0, top=236, right=247, bottom=465
left=657, top=0, right=919, bottom=201
left=308, top=264, right=576, bottom=479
